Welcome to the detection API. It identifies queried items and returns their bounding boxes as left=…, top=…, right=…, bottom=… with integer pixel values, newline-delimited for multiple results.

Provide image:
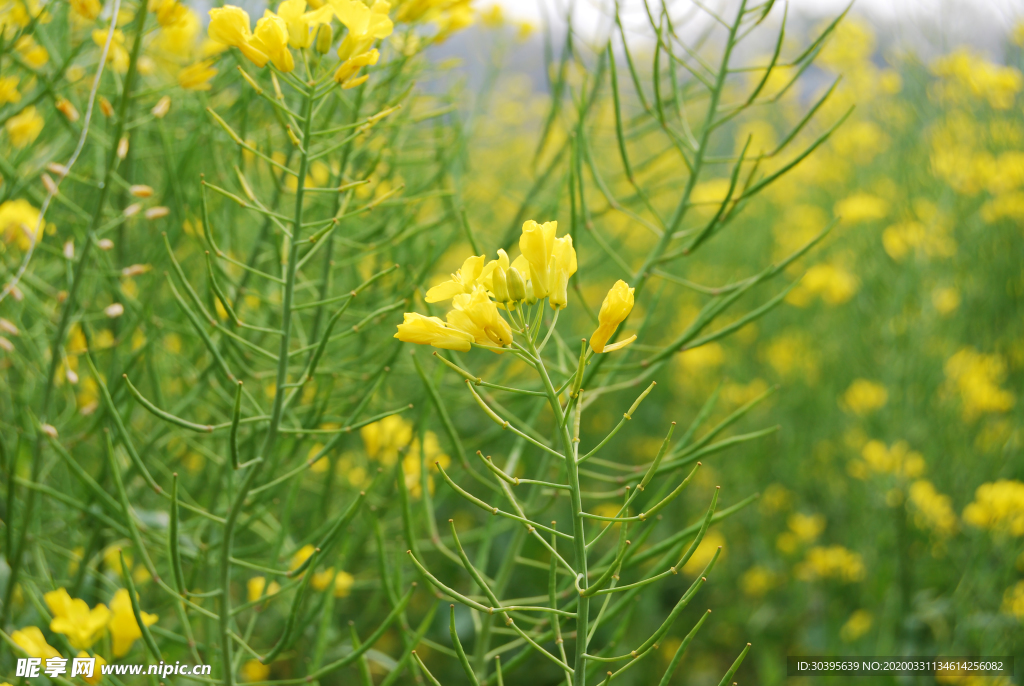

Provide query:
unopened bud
left=315, top=24, right=333, bottom=54
left=129, top=184, right=153, bottom=198
left=123, top=203, right=142, bottom=217
left=0, top=336, right=13, bottom=353
left=105, top=303, right=124, bottom=318
left=99, top=96, right=114, bottom=118
left=506, top=266, right=527, bottom=302
left=97, top=238, right=115, bottom=250
left=9, top=285, right=23, bottom=301
left=117, top=136, right=129, bottom=159
left=63, top=240, right=74, bottom=259
left=66, top=367, right=79, bottom=384
left=41, top=173, right=58, bottom=194
left=40, top=424, right=58, bottom=438
left=145, top=206, right=169, bottom=220
left=491, top=267, right=509, bottom=302
left=0, top=318, right=18, bottom=336
left=151, top=95, right=171, bottom=118
left=121, top=263, right=151, bottom=277
left=46, top=163, right=69, bottom=176
left=55, top=98, right=80, bottom=122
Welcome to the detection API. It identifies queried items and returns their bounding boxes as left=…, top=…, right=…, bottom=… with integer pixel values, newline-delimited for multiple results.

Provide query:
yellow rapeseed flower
left=855, top=439, right=926, bottom=479
left=242, top=659, right=270, bottom=682
left=840, top=610, right=873, bottom=642
left=92, top=28, right=129, bottom=72
left=277, top=0, right=333, bottom=48
left=796, top=545, right=865, bottom=582
left=108, top=589, right=158, bottom=658
left=246, top=576, right=281, bottom=603
left=833, top=192, right=889, bottom=223
left=517, top=219, right=576, bottom=306
left=251, top=10, right=294, bottom=72
left=44, top=588, right=111, bottom=650
left=70, top=0, right=101, bottom=20
left=943, top=348, right=1015, bottom=420
left=447, top=286, right=513, bottom=346
left=15, top=36, right=49, bottom=67
left=361, top=414, right=413, bottom=466
left=11, top=626, right=60, bottom=659
left=840, top=379, right=888, bottom=416
left=329, top=0, right=393, bottom=60
left=788, top=513, right=826, bottom=542
left=0, top=76, right=20, bottom=105
left=908, top=480, right=958, bottom=537
left=1003, top=581, right=1024, bottom=619
left=590, top=280, right=636, bottom=353
left=4, top=106, right=43, bottom=148
left=178, top=60, right=217, bottom=90
left=963, top=480, right=1024, bottom=536
left=0, top=199, right=45, bottom=250
left=740, top=566, right=776, bottom=597
left=394, top=312, right=474, bottom=352
left=208, top=6, right=270, bottom=68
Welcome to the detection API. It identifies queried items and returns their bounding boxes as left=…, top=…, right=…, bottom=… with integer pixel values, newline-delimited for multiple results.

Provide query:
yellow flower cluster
left=776, top=512, right=825, bottom=554
left=360, top=414, right=450, bottom=497
left=907, top=480, right=958, bottom=537
left=963, top=480, right=1024, bottom=536
left=795, top=545, right=866, bottom=583
left=943, top=347, right=1016, bottom=421
left=12, top=588, right=157, bottom=662
left=931, top=49, right=1023, bottom=110
left=208, top=0, right=392, bottom=88
left=786, top=262, right=859, bottom=306
left=740, top=565, right=777, bottom=597
left=849, top=439, right=925, bottom=480
left=839, top=379, right=888, bottom=416
left=289, top=545, right=356, bottom=596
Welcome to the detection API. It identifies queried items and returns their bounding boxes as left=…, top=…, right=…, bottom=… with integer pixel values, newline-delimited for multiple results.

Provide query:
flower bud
left=491, top=266, right=509, bottom=302
left=99, top=96, right=114, bottom=118
left=506, top=266, right=527, bottom=302
left=315, top=23, right=332, bottom=55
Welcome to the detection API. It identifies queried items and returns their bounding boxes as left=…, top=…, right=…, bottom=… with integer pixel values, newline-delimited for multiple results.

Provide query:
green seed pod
left=492, top=267, right=510, bottom=302
left=506, top=266, right=527, bottom=302
left=315, top=24, right=333, bottom=55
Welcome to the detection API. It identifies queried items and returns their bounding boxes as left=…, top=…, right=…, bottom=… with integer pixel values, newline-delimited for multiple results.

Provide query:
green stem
left=524, top=334, right=589, bottom=685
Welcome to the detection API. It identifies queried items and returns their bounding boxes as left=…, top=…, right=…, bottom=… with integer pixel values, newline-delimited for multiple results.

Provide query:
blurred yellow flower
left=788, top=513, right=826, bottom=542
left=932, top=49, right=1022, bottom=110
left=518, top=220, right=577, bottom=307
left=796, top=545, right=865, bottom=582
left=361, top=414, right=413, bottom=466
left=882, top=220, right=956, bottom=261
left=4, top=106, right=43, bottom=148
left=92, top=28, right=129, bottom=72
left=15, top=36, right=49, bottom=67
left=932, top=286, right=960, bottom=315
left=908, top=480, right=958, bottom=537
left=840, top=379, right=888, bottom=416
left=855, top=440, right=925, bottom=479
left=591, top=280, right=636, bottom=353
left=681, top=529, right=724, bottom=575
left=963, top=480, right=1024, bottom=536
left=761, top=332, right=819, bottom=383
left=178, top=60, right=217, bottom=90
left=760, top=483, right=793, bottom=514
left=242, top=659, right=270, bottom=682
left=678, top=342, right=724, bottom=373
left=840, top=610, right=873, bottom=642
left=787, top=263, right=859, bottom=306
left=11, top=626, right=60, bottom=659
left=834, top=192, right=889, bottom=223
left=0, top=199, right=45, bottom=251
left=247, top=576, right=281, bottom=602
left=943, top=348, right=1015, bottom=420
left=108, top=589, right=158, bottom=658
left=1003, top=581, right=1024, bottom=619
left=70, top=0, right=101, bottom=20
left=44, top=588, right=110, bottom=649
left=311, top=568, right=355, bottom=597
left=0, top=76, right=21, bottom=105
left=740, top=566, right=776, bottom=597
left=77, top=651, right=105, bottom=685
